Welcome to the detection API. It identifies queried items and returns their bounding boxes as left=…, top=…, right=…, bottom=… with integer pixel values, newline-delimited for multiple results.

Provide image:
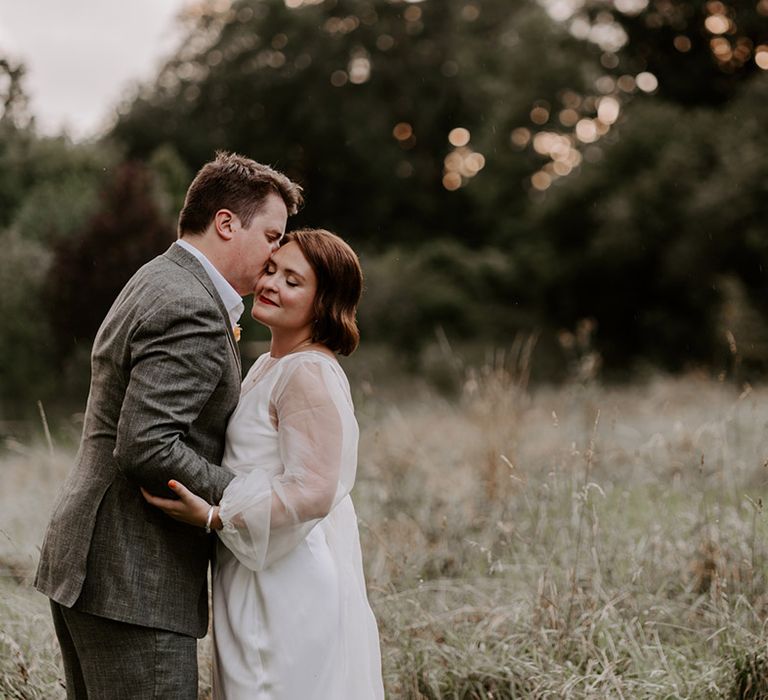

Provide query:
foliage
left=0, top=124, right=113, bottom=232
left=103, top=0, right=768, bottom=374
left=4, top=372, right=768, bottom=697
left=526, top=75, right=768, bottom=372
left=111, top=0, right=595, bottom=249
left=148, top=144, right=193, bottom=222
left=0, top=231, right=56, bottom=402
left=359, top=241, right=528, bottom=357
left=0, top=1, right=767, bottom=393
left=45, top=161, right=176, bottom=356
left=576, top=0, right=768, bottom=106
left=0, top=57, right=31, bottom=128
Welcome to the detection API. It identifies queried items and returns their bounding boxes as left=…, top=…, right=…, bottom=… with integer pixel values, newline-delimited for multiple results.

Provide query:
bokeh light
left=443, top=140, right=486, bottom=190
left=617, top=74, right=636, bottom=92
left=404, top=6, right=422, bottom=22
left=614, top=0, right=649, bottom=13
left=465, top=152, right=486, bottom=174
left=531, top=171, right=552, bottom=191
left=442, top=172, right=462, bottom=191
left=575, top=118, right=598, bottom=143
left=376, top=35, right=395, bottom=51
left=636, top=72, right=658, bottom=92
left=561, top=90, right=581, bottom=108
left=595, top=75, right=616, bottom=94
left=710, top=37, right=732, bottom=61
left=330, top=70, right=348, bottom=87
left=530, top=106, right=550, bottom=125
left=510, top=127, right=531, bottom=148
left=348, top=56, right=371, bottom=84
left=559, top=109, right=579, bottom=127
left=545, top=0, right=576, bottom=22
left=461, top=3, right=481, bottom=21
left=673, top=35, right=692, bottom=53
left=448, top=127, right=471, bottom=147
left=533, top=132, right=557, bottom=155
left=597, top=96, right=620, bottom=124
left=570, top=16, right=591, bottom=40
left=588, top=16, right=628, bottom=53
left=285, top=0, right=324, bottom=7
left=705, top=14, right=731, bottom=35
left=756, top=46, right=768, bottom=69
left=393, top=122, right=413, bottom=141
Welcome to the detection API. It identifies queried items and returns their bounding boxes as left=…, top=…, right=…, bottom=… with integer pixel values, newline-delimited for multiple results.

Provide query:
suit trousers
left=50, top=601, right=198, bottom=699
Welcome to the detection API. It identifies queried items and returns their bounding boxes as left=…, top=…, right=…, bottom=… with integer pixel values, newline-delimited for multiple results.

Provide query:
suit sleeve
left=113, top=297, right=235, bottom=503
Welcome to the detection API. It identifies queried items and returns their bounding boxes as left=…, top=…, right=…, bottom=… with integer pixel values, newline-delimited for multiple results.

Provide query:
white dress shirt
left=175, top=239, right=244, bottom=329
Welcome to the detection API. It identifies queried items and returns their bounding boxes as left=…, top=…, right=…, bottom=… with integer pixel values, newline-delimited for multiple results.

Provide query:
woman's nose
left=261, top=277, right=276, bottom=292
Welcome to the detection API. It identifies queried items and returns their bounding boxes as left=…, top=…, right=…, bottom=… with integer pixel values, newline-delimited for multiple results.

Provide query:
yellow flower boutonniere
left=233, top=324, right=242, bottom=343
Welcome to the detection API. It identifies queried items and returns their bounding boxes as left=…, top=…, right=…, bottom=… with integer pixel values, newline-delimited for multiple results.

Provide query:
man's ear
left=213, top=209, right=238, bottom=240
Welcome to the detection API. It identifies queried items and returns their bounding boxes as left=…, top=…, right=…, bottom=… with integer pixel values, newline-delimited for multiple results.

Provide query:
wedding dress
left=212, top=350, right=384, bottom=700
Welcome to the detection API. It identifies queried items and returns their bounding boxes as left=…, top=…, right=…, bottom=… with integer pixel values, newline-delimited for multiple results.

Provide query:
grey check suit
left=35, top=243, right=241, bottom=639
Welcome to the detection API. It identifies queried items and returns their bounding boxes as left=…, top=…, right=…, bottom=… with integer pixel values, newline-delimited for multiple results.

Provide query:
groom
left=35, top=152, right=303, bottom=698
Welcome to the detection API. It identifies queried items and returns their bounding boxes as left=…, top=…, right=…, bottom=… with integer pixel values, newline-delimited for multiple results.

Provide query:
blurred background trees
left=1, top=0, right=767, bottom=407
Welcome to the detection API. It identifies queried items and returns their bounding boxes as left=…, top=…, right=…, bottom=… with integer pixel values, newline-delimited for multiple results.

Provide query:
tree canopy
left=2, top=0, right=768, bottom=403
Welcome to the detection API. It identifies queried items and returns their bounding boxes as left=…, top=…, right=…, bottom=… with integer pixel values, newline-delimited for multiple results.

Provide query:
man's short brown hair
left=178, top=151, right=303, bottom=236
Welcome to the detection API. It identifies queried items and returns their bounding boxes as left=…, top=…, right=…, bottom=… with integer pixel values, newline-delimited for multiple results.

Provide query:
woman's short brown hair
left=284, top=228, right=363, bottom=356
left=178, top=151, right=303, bottom=236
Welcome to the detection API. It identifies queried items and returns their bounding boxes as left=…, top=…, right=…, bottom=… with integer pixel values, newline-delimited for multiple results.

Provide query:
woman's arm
left=142, top=357, right=359, bottom=570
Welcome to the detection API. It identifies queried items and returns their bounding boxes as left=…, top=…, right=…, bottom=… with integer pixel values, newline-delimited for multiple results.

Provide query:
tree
left=527, top=74, right=768, bottom=372
left=46, top=162, right=176, bottom=355
left=0, top=57, right=31, bottom=128
left=111, top=0, right=596, bottom=249
left=567, top=0, right=768, bottom=106
left=99, top=0, right=768, bottom=373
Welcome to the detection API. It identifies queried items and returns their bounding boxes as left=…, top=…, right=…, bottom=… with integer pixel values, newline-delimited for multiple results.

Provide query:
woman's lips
left=258, top=295, right=278, bottom=306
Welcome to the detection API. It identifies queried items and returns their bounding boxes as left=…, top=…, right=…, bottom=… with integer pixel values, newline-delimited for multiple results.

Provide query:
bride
left=143, top=228, right=384, bottom=699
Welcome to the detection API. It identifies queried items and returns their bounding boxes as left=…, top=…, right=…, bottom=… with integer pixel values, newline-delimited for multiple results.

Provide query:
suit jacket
left=35, top=243, right=241, bottom=638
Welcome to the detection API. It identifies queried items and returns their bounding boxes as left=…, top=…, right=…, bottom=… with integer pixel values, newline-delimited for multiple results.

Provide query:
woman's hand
left=141, top=480, right=215, bottom=529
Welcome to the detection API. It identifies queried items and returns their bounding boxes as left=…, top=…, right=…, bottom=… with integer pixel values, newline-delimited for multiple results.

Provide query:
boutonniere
left=233, top=324, right=242, bottom=342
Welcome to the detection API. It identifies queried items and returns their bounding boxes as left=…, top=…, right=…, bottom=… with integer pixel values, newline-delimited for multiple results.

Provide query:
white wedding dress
left=211, top=350, right=384, bottom=700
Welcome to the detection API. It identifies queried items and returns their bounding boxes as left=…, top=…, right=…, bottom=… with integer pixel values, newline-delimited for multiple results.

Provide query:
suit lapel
left=163, top=244, right=242, bottom=376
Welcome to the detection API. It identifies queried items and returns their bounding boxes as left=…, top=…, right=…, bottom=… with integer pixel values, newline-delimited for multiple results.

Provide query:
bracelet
left=205, top=506, right=215, bottom=534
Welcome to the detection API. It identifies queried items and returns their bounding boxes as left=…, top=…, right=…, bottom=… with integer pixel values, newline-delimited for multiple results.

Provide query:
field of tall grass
left=2, top=355, right=768, bottom=698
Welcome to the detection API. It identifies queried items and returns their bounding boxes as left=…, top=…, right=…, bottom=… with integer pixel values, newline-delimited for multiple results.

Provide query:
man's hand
left=141, top=480, right=216, bottom=529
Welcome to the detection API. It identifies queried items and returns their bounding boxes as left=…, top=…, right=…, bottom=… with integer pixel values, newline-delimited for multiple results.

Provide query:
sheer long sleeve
left=217, top=356, right=359, bottom=571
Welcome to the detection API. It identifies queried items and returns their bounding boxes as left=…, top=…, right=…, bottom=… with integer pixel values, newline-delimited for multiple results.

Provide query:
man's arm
left=113, top=297, right=235, bottom=503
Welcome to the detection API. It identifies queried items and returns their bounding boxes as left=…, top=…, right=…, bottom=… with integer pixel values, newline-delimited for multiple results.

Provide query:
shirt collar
left=175, top=239, right=244, bottom=328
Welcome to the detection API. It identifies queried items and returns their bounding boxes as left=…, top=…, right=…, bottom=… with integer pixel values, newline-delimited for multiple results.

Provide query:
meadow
left=2, top=354, right=768, bottom=698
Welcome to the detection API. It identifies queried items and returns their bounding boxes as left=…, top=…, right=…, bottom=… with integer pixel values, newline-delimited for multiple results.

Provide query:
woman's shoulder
left=281, top=348, right=339, bottom=367
left=274, top=350, right=350, bottom=397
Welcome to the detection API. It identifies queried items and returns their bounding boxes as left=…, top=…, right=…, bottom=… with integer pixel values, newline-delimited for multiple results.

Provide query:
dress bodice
left=212, top=350, right=384, bottom=700
left=221, top=354, right=284, bottom=477
left=217, top=350, right=358, bottom=572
